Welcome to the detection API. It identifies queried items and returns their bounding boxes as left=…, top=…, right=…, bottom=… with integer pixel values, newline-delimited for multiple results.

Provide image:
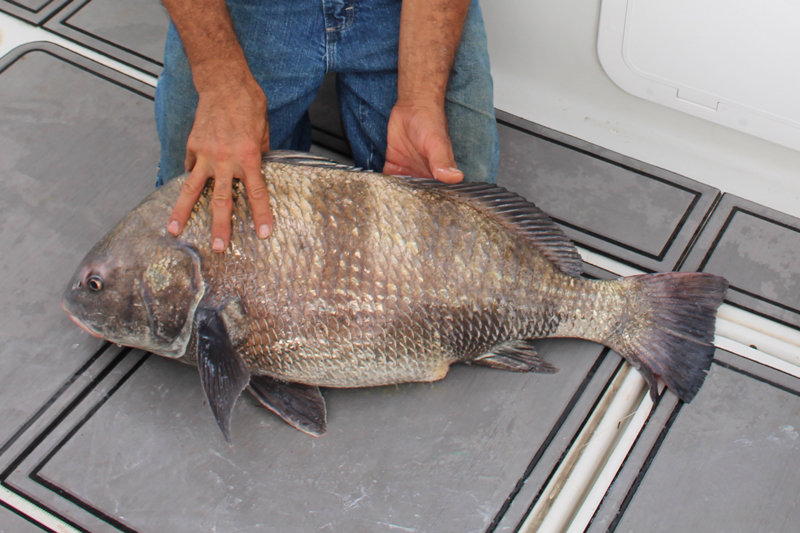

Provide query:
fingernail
left=258, top=224, right=271, bottom=239
left=212, top=238, right=225, bottom=252
left=448, top=167, right=462, bottom=174
left=167, top=220, right=179, bottom=235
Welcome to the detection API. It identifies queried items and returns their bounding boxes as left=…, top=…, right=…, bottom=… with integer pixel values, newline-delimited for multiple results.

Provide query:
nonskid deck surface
left=1, top=2, right=799, bottom=532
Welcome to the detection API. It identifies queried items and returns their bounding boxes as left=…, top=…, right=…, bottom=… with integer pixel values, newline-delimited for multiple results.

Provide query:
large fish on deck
left=62, top=152, right=727, bottom=441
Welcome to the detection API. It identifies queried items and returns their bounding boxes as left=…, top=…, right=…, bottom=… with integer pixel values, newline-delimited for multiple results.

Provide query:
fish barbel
left=62, top=152, right=727, bottom=440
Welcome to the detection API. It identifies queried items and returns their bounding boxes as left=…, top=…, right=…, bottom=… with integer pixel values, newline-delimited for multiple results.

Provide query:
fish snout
left=61, top=298, right=102, bottom=339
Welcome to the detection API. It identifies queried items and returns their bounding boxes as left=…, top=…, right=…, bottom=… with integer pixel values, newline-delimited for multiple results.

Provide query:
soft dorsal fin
left=395, top=177, right=583, bottom=277
left=264, top=151, right=582, bottom=276
left=263, top=150, right=361, bottom=172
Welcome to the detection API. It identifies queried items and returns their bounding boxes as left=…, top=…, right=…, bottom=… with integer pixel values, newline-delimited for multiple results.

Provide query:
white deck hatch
left=598, top=0, right=800, bottom=151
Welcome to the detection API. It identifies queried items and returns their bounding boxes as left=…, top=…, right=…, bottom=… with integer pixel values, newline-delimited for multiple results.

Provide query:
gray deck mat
left=3, top=0, right=49, bottom=10
left=586, top=349, right=800, bottom=533
left=7, top=344, right=620, bottom=532
left=0, top=0, right=168, bottom=75
left=3, top=33, right=799, bottom=533
left=0, top=41, right=625, bottom=533
left=495, top=111, right=720, bottom=272
left=0, top=0, right=70, bottom=24
left=0, top=504, right=45, bottom=533
left=681, top=194, right=800, bottom=329
left=43, top=0, right=169, bottom=77
left=0, top=42, right=157, bottom=527
left=0, top=42, right=156, bottom=445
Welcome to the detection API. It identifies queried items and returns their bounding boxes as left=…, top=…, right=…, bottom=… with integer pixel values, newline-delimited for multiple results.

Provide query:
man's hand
left=162, top=0, right=273, bottom=253
left=385, top=0, right=471, bottom=182
left=167, top=71, right=272, bottom=252
left=383, top=103, right=463, bottom=183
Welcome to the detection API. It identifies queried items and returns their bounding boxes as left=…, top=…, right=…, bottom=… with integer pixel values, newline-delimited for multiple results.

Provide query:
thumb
left=425, top=133, right=463, bottom=184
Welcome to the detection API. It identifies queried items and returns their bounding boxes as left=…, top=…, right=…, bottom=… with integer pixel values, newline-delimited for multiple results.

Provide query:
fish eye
left=87, top=275, right=104, bottom=292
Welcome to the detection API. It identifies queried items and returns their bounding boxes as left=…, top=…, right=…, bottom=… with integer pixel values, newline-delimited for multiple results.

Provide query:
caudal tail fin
left=612, top=272, right=728, bottom=403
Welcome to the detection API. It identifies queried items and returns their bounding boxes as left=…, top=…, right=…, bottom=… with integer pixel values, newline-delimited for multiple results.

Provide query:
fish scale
left=63, top=151, right=728, bottom=439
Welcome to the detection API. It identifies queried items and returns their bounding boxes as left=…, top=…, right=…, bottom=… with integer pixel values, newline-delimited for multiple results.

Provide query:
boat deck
left=1, top=2, right=799, bottom=532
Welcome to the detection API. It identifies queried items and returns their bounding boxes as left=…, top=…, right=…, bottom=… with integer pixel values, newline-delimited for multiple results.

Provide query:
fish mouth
left=62, top=300, right=103, bottom=339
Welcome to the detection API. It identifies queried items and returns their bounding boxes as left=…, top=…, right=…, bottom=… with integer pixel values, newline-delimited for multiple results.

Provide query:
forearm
left=397, top=0, right=471, bottom=106
left=161, top=0, right=254, bottom=92
left=161, top=0, right=272, bottom=249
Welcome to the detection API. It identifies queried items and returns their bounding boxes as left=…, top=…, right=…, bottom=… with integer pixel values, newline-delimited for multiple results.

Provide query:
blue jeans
left=154, top=0, right=499, bottom=185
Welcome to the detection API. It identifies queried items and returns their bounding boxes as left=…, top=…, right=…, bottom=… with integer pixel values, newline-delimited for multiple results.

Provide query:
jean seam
left=323, top=0, right=356, bottom=33
left=446, top=97, right=496, bottom=120
left=359, top=94, right=373, bottom=169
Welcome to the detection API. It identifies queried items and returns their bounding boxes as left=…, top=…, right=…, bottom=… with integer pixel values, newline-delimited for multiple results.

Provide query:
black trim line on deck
left=0, top=349, right=136, bottom=533
left=0, top=497, right=59, bottom=533
left=673, top=191, right=723, bottom=271
left=29, top=353, right=151, bottom=533
left=497, top=118, right=704, bottom=262
left=1, top=348, right=132, bottom=481
left=484, top=348, right=615, bottom=533
left=0, top=46, right=154, bottom=100
left=606, top=400, right=684, bottom=533
left=0, top=342, right=112, bottom=458
left=604, top=358, right=800, bottom=531
left=698, top=206, right=800, bottom=280
left=511, top=356, right=627, bottom=533
left=39, top=0, right=164, bottom=71
left=0, top=0, right=60, bottom=16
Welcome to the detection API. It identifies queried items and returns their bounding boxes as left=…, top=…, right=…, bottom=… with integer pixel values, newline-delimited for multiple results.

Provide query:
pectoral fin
left=249, top=375, right=327, bottom=437
left=196, top=307, right=251, bottom=443
left=475, top=339, right=559, bottom=373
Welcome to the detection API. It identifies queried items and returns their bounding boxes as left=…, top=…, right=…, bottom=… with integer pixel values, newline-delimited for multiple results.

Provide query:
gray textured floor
left=587, top=349, right=800, bottom=533
left=17, top=343, right=605, bottom=533
left=0, top=0, right=70, bottom=24
left=0, top=45, right=157, bottom=452
left=682, top=194, right=800, bottom=329
left=1, top=2, right=800, bottom=532
left=0, top=36, right=619, bottom=533
left=618, top=362, right=800, bottom=532
left=43, top=0, right=168, bottom=76
left=0, top=506, right=41, bottom=533
left=495, top=112, right=720, bottom=272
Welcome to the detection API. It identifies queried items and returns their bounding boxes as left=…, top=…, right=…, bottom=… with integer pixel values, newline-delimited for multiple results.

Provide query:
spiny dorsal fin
left=394, top=177, right=583, bottom=277
left=474, top=339, right=559, bottom=373
left=263, top=150, right=361, bottom=172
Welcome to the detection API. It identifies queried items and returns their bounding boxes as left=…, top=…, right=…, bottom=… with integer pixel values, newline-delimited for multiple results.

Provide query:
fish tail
left=609, top=272, right=728, bottom=403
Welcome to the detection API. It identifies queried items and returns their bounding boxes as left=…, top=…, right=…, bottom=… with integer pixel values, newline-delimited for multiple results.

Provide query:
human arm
left=162, top=0, right=273, bottom=252
left=382, top=0, right=471, bottom=183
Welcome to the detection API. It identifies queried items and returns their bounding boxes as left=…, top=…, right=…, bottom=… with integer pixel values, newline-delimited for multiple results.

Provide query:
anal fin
left=475, top=339, right=559, bottom=374
left=248, top=375, right=327, bottom=437
left=196, top=307, right=251, bottom=444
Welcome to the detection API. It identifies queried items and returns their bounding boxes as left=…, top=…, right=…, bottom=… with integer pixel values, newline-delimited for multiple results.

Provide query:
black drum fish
left=62, top=152, right=728, bottom=441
